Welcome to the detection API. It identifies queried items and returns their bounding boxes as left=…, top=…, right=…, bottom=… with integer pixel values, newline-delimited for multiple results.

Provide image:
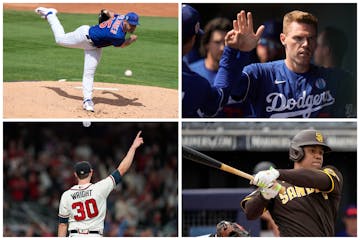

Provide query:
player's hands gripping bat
left=183, top=145, right=285, bottom=194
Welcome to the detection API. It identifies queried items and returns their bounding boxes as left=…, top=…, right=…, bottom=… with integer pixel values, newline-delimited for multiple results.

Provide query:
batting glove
left=253, top=167, right=280, bottom=188
left=260, top=183, right=282, bottom=200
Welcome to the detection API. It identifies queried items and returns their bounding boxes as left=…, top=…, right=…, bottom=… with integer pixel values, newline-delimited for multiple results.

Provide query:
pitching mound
left=4, top=81, right=178, bottom=118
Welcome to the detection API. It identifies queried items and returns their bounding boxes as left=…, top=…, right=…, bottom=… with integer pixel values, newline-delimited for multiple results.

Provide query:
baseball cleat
left=35, top=7, right=58, bottom=19
left=83, top=99, right=95, bottom=112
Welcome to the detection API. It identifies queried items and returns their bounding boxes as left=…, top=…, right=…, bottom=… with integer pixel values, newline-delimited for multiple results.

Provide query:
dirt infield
left=4, top=81, right=178, bottom=118
left=4, top=3, right=178, bottom=119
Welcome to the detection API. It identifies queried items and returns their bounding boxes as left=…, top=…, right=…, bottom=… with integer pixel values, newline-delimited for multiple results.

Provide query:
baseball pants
left=46, top=14, right=102, bottom=101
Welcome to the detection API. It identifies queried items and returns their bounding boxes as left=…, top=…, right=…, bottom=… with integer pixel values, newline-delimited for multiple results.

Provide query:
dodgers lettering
left=266, top=90, right=335, bottom=118
left=228, top=60, right=345, bottom=118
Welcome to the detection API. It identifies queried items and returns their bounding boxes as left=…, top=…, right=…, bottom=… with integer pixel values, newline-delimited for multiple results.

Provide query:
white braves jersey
left=58, top=175, right=116, bottom=232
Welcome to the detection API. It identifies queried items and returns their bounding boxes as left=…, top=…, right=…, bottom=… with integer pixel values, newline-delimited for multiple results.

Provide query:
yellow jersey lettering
left=280, top=186, right=328, bottom=205
left=287, top=187, right=297, bottom=201
left=279, top=192, right=289, bottom=204
left=294, top=186, right=307, bottom=197
left=305, top=188, right=315, bottom=194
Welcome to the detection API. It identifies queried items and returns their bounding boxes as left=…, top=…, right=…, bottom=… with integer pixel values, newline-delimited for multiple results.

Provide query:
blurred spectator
left=336, top=205, right=357, bottom=237
left=313, top=27, right=356, bottom=118
left=253, top=161, right=276, bottom=175
left=190, top=17, right=232, bottom=85
left=256, top=20, right=285, bottom=63
left=8, top=172, right=27, bottom=201
left=28, top=171, right=40, bottom=201
left=314, top=26, right=348, bottom=68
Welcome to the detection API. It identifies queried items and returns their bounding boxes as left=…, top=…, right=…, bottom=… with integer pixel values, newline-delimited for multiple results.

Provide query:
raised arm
left=117, top=131, right=144, bottom=175
left=213, top=10, right=264, bottom=105
left=278, top=167, right=342, bottom=192
left=253, top=166, right=342, bottom=193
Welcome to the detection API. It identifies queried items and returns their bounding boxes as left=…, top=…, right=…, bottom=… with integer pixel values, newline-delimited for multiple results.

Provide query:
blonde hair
left=283, top=10, right=318, bottom=34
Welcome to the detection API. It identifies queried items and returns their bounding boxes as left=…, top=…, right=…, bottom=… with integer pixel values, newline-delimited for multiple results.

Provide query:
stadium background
left=182, top=122, right=356, bottom=236
left=4, top=122, right=178, bottom=237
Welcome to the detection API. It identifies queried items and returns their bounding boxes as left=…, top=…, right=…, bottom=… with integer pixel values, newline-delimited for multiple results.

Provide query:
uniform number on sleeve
left=72, top=198, right=99, bottom=221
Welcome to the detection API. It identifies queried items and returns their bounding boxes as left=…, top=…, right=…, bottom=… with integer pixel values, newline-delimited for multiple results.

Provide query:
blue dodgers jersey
left=231, top=60, right=338, bottom=118
left=182, top=47, right=241, bottom=118
left=189, top=59, right=218, bottom=86
left=182, top=61, right=222, bottom=117
left=89, top=14, right=127, bottom=48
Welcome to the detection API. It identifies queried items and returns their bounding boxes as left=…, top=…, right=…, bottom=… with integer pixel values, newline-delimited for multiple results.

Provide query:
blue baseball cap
left=125, top=12, right=140, bottom=26
left=182, top=4, right=204, bottom=40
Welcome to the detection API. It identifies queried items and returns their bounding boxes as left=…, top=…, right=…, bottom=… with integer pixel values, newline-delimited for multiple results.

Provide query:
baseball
left=82, top=121, right=91, bottom=127
left=124, top=69, right=133, bottom=77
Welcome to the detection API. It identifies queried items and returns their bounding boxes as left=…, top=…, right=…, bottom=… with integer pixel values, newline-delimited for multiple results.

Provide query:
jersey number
left=99, top=19, right=113, bottom=29
left=72, top=198, right=99, bottom=221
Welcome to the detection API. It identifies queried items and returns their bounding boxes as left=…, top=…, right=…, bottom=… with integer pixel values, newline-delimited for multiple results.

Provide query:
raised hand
left=260, top=183, right=282, bottom=200
left=132, top=131, right=144, bottom=149
left=226, top=10, right=265, bottom=51
left=129, top=34, right=138, bottom=42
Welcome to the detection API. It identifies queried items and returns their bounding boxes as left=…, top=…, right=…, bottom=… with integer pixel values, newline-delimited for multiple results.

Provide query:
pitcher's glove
left=98, top=9, right=111, bottom=24
left=216, top=220, right=250, bottom=237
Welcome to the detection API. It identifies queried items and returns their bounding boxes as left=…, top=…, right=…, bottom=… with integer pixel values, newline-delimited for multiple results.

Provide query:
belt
left=69, top=230, right=102, bottom=235
left=86, top=35, right=95, bottom=46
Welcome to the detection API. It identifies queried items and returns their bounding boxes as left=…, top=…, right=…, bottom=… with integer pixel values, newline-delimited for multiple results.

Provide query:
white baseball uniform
left=46, top=14, right=102, bottom=101
left=58, top=171, right=121, bottom=237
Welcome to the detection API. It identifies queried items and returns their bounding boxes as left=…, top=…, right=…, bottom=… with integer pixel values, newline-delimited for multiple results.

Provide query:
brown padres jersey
left=242, top=165, right=343, bottom=236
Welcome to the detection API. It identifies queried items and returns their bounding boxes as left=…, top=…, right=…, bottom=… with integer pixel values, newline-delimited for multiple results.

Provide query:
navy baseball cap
left=125, top=12, right=140, bottom=26
left=74, top=161, right=92, bottom=176
left=182, top=4, right=204, bottom=40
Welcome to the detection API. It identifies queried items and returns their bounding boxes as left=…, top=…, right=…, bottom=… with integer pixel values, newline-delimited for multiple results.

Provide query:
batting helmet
left=289, top=129, right=331, bottom=162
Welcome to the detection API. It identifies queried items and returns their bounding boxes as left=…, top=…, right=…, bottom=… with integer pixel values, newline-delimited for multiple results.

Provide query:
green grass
left=4, top=10, right=178, bottom=89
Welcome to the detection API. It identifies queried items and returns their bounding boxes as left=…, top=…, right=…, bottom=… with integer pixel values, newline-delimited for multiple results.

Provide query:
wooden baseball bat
left=183, top=145, right=285, bottom=194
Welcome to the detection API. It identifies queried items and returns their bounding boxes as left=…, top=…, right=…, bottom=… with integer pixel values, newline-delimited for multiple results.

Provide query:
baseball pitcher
left=241, top=129, right=343, bottom=236
left=35, top=7, right=139, bottom=112
left=57, top=131, right=143, bottom=237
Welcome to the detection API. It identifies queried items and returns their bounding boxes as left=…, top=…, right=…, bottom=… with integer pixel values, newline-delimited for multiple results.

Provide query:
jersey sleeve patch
left=240, top=195, right=268, bottom=214
left=240, top=196, right=252, bottom=210
left=240, top=190, right=259, bottom=210
left=321, top=168, right=339, bottom=193
left=111, top=170, right=122, bottom=186
left=58, top=216, right=69, bottom=223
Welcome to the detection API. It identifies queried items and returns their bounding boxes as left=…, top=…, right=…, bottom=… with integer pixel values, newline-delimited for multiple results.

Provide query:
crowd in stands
left=4, top=122, right=178, bottom=237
